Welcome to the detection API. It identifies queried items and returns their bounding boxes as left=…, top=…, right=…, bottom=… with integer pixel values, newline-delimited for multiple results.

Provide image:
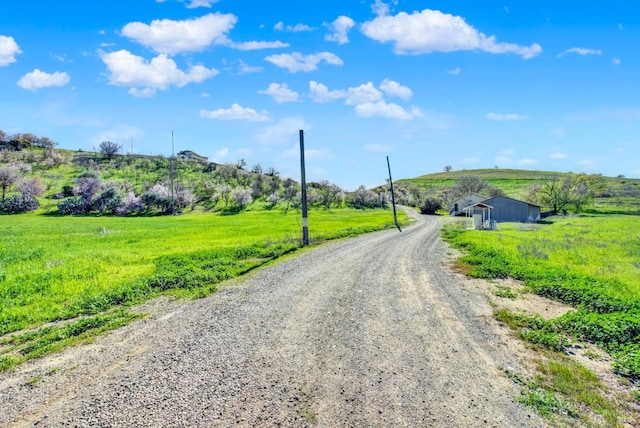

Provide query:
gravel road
left=0, top=211, right=548, bottom=427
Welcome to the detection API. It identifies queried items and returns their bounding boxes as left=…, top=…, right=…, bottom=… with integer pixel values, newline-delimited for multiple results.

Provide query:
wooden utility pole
left=170, top=132, right=175, bottom=210
left=299, top=130, right=309, bottom=246
left=387, top=156, right=401, bottom=232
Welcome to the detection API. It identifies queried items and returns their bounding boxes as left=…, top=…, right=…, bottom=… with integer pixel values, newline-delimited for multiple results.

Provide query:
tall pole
left=170, top=131, right=175, bottom=206
left=299, top=130, right=309, bottom=246
left=387, top=156, right=401, bottom=232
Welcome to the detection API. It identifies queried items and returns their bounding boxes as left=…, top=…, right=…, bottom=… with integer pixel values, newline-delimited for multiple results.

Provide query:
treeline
left=0, top=131, right=394, bottom=216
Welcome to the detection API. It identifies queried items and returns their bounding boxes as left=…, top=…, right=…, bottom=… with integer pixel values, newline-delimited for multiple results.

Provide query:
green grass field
left=444, top=216, right=640, bottom=370
left=443, top=215, right=640, bottom=425
left=0, top=208, right=405, bottom=370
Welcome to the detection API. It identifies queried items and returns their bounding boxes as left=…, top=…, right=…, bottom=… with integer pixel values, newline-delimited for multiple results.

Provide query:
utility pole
left=299, top=130, right=309, bottom=246
left=170, top=131, right=175, bottom=207
left=387, top=156, right=401, bottom=232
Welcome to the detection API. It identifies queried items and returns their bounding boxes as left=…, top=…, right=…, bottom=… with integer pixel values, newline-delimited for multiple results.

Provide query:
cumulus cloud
left=121, top=13, right=236, bottom=54
left=17, top=69, right=70, bottom=91
left=557, top=47, right=602, bottom=58
left=361, top=9, right=541, bottom=59
left=309, top=81, right=345, bottom=103
left=258, top=83, right=300, bottom=103
left=345, top=82, right=383, bottom=105
left=486, top=112, right=527, bottom=121
left=274, top=22, right=313, bottom=32
left=325, top=16, right=356, bottom=45
left=101, top=50, right=218, bottom=96
left=447, top=68, right=461, bottom=75
left=200, top=103, right=271, bottom=121
left=379, top=78, right=412, bottom=100
left=355, top=101, right=420, bottom=120
left=264, top=52, right=343, bottom=72
left=0, top=35, right=21, bottom=66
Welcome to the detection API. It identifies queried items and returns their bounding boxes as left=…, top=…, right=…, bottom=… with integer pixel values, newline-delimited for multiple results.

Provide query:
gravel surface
left=0, top=211, right=548, bottom=427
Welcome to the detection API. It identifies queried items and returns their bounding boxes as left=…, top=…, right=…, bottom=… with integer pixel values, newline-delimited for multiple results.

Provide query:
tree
left=528, top=173, right=605, bottom=213
left=452, top=175, right=490, bottom=196
left=232, top=187, right=252, bottom=210
left=75, top=171, right=102, bottom=200
left=444, top=165, right=452, bottom=172
left=0, top=166, right=19, bottom=200
left=419, top=197, right=442, bottom=215
left=99, top=141, right=121, bottom=160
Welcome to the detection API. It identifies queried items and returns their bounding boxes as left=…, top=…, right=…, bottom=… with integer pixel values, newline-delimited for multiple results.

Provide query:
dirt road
left=0, top=212, right=547, bottom=427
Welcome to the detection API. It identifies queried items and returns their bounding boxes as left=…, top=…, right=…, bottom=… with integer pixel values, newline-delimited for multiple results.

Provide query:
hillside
left=396, top=168, right=640, bottom=214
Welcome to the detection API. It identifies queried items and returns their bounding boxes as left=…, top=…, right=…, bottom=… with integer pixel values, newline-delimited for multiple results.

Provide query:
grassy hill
left=397, top=168, right=640, bottom=214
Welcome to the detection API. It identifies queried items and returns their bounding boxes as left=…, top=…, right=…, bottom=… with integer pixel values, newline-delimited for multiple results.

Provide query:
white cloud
left=612, top=58, right=621, bottom=66
left=361, top=9, right=541, bottom=59
left=200, top=103, right=271, bottom=121
left=200, top=92, right=210, bottom=97
left=231, top=41, right=289, bottom=51
left=371, top=0, right=396, bottom=16
left=101, top=50, right=218, bottom=96
left=156, top=0, right=220, bottom=7
left=325, top=16, right=356, bottom=45
left=258, top=83, right=300, bottom=103
left=447, top=68, right=461, bottom=75
left=486, top=112, right=527, bottom=121
left=256, top=116, right=309, bottom=145
left=355, top=101, right=419, bottom=120
left=237, top=59, right=263, bottom=74
left=121, top=13, right=236, bottom=54
left=363, top=143, right=391, bottom=153
left=17, top=69, right=70, bottom=91
left=557, top=47, right=602, bottom=58
left=264, top=52, right=343, bottom=72
left=0, top=35, right=21, bottom=66
left=273, top=21, right=313, bottom=32
left=185, top=0, right=219, bottom=8
left=308, top=81, right=345, bottom=103
left=550, top=152, right=568, bottom=160
left=345, top=82, right=383, bottom=105
left=379, top=78, right=412, bottom=100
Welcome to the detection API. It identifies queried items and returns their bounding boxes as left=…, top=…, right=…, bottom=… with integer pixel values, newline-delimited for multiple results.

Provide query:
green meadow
left=0, top=208, right=404, bottom=370
left=443, top=215, right=640, bottom=424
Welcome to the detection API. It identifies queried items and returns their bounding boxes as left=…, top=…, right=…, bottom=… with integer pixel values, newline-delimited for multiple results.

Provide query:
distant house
left=449, top=193, right=489, bottom=216
left=451, top=193, right=541, bottom=225
left=177, top=150, right=208, bottom=163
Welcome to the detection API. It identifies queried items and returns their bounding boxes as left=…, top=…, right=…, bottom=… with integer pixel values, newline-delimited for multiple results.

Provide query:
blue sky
left=1, top=0, right=638, bottom=190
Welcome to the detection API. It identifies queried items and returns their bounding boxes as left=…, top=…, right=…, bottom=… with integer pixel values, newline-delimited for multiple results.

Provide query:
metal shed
left=481, top=196, right=541, bottom=222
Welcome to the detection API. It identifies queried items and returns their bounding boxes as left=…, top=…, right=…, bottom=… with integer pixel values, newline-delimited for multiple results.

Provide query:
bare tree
left=0, top=166, right=20, bottom=200
left=99, top=141, right=121, bottom=160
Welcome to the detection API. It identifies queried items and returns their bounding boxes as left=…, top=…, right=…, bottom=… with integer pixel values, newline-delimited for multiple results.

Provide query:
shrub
left=0, top=194, right=39, bottom=214
left=419, top=197, right=442, bottom=215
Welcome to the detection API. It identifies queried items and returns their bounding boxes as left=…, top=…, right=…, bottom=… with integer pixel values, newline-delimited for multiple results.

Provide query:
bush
left=57, top=197, right=90, bottom=215
left=0, top=195, right=39, bottom=214
left=419, top=197, right=442, bottom=215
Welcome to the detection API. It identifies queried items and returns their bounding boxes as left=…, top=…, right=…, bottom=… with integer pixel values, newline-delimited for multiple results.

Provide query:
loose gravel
left=0, top=211, right=548, bottom=427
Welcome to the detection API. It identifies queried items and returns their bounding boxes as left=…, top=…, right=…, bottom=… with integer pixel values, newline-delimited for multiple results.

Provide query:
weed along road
left=1, top=212, right=547, bottom=427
